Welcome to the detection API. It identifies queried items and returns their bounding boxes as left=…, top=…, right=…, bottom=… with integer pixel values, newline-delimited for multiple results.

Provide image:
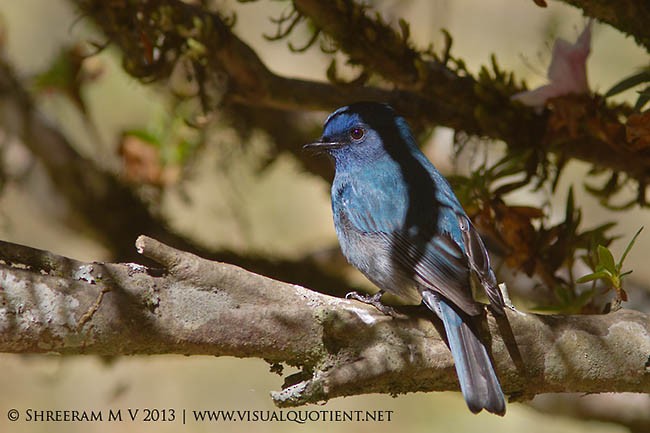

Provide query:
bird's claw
left=345, top=290, right=402, bottom=318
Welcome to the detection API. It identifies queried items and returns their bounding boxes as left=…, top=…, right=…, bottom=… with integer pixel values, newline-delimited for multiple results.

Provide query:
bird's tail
left=421, top=291, right=505, bottom=416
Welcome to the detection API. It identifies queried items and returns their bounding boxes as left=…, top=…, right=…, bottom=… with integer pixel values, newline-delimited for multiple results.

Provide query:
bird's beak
left=302, top=140, right=344, bottom=151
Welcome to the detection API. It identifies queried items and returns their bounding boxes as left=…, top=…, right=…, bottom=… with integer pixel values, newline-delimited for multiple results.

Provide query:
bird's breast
left=330, top=177, right=422, bottom=304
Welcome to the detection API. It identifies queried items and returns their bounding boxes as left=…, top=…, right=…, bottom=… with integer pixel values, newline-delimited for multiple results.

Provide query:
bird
left=304, top=101, right=506, bottom=416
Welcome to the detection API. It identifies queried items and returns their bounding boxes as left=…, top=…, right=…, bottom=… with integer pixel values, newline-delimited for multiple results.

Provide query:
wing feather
left=334, top=168, right=499, bottom=316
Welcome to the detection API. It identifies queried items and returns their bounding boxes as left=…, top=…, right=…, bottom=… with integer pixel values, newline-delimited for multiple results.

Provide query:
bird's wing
left=393, top=226, right=483, bottom=316
left=457, top=214, right=505, bottom=312
left=337, top=179, right=483, bottom=315
left=421, top=157, right=505, bottom=313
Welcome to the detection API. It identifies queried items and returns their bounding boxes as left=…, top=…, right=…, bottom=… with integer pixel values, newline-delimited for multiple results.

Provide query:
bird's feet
left=345, top=290, right=402, bottom=318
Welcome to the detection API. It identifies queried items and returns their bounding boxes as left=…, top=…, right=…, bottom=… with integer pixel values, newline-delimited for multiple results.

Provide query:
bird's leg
left=345, top=290, right=401, bottom=317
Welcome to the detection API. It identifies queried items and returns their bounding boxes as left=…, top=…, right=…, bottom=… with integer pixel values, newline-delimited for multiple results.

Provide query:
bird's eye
left=350, top=127, right=365, bottom=141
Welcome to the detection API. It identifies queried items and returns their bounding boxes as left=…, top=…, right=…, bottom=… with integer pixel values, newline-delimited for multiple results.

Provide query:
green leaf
left=576, top=270, right=611, bottom=284
left=597, top=245, right=616, bottom=273
left=123, top=129, right=161, bottom=146
left=605, top=69, right=650, bottom=98
left=617, top=226, right=643, bottom=270
left=398, top=18, right=410, bottom=40
left=619, top=270, right=634, bottom=279
left=186, top=38, right=207, bottom=57
left=565, top=186, right=575, bottom=222
left=634, top=86, right=650, bottom=111
left=326, top=59, right=338, bottom=83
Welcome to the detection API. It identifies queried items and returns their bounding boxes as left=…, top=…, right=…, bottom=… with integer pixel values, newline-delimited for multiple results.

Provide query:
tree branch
left=0, top=54, right=356, bottom=295
left=73, top=0, right=650, bottom=191
left=531, top=393, right=650, bottom=433
left=292, top=0, right=648, bottom=183
left=560, top=0, right=650, bottom=52
left=1, top=237, right=649, bottom=407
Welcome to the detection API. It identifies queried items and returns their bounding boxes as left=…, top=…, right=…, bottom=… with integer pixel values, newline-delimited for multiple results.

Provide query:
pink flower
left=512, top=20, right=593, bottom=107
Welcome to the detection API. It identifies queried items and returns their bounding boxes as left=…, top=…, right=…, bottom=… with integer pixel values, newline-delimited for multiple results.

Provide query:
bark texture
left=1, top=237, right=648, bottom=407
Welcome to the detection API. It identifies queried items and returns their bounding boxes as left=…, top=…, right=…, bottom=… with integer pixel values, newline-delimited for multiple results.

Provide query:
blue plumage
left=306, top=102, right=506, bottom=415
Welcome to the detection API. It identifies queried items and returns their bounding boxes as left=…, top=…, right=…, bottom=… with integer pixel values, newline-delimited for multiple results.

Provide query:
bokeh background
left=0, top=1, right=647, bottom=432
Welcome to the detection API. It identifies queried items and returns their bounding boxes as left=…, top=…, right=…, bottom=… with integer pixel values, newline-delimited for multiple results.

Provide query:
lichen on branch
left=1, top=237, right=649, bottom=406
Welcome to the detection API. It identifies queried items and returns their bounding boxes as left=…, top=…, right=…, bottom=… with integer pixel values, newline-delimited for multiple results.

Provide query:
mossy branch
left=72, top=0, right=650, bottom=197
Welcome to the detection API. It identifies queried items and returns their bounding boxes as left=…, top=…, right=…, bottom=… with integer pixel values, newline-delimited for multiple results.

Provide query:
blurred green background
left=0, top=1, right=647, bottom=432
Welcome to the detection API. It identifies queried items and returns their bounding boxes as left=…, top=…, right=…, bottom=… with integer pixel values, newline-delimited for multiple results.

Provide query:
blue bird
left=305, top=102, right=506, bottom=415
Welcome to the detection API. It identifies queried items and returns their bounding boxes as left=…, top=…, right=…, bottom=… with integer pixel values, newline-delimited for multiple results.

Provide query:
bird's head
left=304, top=102, right=416, bottom=167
